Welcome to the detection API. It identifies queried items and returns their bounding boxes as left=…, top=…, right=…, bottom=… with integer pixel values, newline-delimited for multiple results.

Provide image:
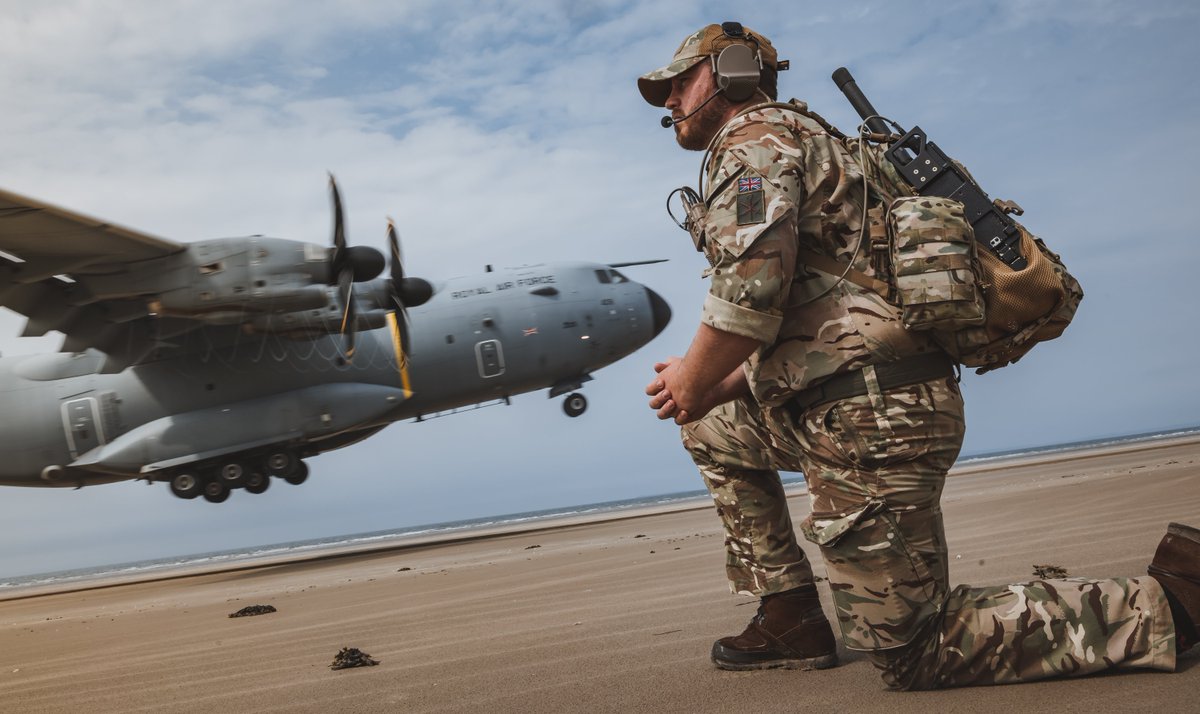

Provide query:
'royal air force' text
left=450, top=275, right=556, bottom=300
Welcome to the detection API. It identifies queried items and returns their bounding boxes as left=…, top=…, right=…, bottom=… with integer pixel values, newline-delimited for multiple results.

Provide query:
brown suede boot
left=1147, top=522, right=1200, bottom=653
left=711, top=584, right=838, bottom=671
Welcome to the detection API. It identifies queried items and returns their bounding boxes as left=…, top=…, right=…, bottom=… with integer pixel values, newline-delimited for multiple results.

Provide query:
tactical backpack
left=800, top=71, right=1084, bottom=374
left=870, top=167, right=1081, bottom=373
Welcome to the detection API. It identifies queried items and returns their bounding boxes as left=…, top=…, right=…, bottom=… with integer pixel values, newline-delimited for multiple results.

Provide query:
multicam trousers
left=682, top=369, right=1177, bottom=689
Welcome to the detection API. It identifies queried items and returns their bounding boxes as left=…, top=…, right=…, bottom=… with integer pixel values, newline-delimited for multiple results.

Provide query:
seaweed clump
left=330, top=647, right=380, bottom=670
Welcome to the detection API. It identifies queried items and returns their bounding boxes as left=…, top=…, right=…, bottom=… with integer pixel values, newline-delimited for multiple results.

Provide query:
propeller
left=327, top=174, right=384, bottom=361
left=337, top=264, right=357, bottom=359
left=385, top=219, right=432, bottom=358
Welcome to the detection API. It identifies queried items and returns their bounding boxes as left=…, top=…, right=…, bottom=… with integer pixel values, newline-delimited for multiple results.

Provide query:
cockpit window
left=594, top=269, right=611, bottom=284
left=609, top=270, right=629, bottom=283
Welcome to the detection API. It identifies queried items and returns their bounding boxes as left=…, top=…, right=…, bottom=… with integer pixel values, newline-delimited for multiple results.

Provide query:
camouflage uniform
left=681, top=103, right=1177, bottom=688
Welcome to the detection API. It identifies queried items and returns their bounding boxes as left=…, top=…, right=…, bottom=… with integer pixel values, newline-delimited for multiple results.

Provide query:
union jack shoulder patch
left=737, top=176, right=763, bottom=193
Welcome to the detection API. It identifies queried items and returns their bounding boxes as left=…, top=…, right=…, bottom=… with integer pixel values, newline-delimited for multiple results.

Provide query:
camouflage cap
left=638, top=23, right=781, bottom=107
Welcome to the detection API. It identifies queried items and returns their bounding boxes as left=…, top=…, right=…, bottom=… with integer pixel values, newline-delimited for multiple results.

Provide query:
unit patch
left=736, top=176, right=765, bottom=225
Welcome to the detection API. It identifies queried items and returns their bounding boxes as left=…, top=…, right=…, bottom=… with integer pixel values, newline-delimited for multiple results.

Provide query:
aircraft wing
left=0, top=186, right=184, bottom=277
left=0, top=186, right=188, bottom=369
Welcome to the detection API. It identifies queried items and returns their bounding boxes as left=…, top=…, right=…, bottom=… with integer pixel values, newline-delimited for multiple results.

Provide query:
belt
left=784, top=353, right=956, bottom=418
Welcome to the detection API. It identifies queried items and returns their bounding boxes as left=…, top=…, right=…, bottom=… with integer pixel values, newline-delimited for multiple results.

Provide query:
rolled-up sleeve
left=702, top=291, right=782, bottom=340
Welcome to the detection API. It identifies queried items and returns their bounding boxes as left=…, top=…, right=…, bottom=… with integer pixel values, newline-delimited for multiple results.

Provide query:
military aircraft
left=0, top=180, right=671, bottom=503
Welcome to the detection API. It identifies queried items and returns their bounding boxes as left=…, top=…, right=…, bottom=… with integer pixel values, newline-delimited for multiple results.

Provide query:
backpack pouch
left=888, top=196, right=986, bottom=332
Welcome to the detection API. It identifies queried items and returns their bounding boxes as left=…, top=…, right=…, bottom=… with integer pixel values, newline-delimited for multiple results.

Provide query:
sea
left=3, top=426, right=1197, bottom=595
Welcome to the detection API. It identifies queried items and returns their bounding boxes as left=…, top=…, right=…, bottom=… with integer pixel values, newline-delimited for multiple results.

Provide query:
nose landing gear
left=562, top=392, right=588, bottom=417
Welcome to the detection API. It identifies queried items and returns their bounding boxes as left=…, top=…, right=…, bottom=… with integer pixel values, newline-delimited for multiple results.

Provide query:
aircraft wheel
left=284, top=461, right=309, bottom=486
left=244, top=471, right=270, bottom=494
left=218, top=461, right=248, bottom=487
left=263, top=450, right=297, bottom=477
left=169, top=472, right=203, bottom=500
left=202, top=479, right=230, bottom=503
left=563, top=392, right=587, bottom=417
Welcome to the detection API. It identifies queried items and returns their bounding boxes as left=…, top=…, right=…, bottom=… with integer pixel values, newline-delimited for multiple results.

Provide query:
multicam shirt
left=698, top=101, right=940, bottom=407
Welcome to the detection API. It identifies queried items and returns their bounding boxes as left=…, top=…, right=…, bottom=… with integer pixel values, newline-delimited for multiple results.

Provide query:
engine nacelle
left=153, top=237, right=333, bottom=322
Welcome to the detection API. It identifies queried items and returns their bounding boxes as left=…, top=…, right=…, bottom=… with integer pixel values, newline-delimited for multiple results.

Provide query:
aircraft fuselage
left=0, top=260, right=669, bottom=491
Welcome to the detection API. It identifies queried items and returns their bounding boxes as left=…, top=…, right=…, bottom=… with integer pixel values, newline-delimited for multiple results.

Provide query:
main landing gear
left=165, top=450, right=310, bottom=503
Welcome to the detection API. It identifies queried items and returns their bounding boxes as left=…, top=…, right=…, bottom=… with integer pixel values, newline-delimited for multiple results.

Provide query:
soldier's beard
left=674, top=96, right=731, bottom=151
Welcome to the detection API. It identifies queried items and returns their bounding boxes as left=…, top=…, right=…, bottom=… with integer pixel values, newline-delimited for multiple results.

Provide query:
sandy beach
left=2, top=437, right=1198, bottom=713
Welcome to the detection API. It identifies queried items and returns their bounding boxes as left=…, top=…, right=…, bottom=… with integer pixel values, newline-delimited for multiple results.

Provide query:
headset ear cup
left=715, top=43, right=761, bottom=102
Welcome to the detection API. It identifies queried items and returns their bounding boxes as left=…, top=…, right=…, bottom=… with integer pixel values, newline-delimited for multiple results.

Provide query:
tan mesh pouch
left=935, top=222, right=1083, bottom=372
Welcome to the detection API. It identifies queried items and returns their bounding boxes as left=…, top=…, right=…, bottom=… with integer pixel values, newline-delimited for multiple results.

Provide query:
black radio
left=832, top=67, right=1028, bottom=270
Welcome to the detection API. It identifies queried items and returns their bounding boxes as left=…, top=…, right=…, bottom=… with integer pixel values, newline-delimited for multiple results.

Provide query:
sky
left=0, top=0, right=1197, bottom=578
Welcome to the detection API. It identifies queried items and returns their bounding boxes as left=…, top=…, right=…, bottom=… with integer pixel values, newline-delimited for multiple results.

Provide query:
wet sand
left=1, top=437, right=1198, bottom=713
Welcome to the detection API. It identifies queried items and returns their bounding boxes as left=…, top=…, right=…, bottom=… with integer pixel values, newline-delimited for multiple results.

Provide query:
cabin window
left=199, top=262, right=224, bottom=275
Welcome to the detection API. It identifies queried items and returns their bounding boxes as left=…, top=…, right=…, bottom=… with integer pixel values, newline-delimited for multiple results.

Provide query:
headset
left=712, top=22, right=764, bottom=102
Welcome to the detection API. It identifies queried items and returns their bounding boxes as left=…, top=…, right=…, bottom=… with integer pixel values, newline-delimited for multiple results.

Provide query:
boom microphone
left=660, top=88, right=722, bottom=128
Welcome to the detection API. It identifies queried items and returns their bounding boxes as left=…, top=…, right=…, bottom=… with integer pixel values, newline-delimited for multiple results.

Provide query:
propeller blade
left=387, top=219, right=410, bottom=358
left=391, top=304, right=412, bottom=359
left=338, top=267, right=357, bottom=361
left=329, top=174, right=346, bottom=256
left=387, top=219, right=404, bottom=285
left=343, top=319, right=356, bottom=361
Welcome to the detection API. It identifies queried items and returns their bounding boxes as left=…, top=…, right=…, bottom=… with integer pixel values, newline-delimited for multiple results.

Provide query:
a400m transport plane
left=0, top=179, right=671, bottom=503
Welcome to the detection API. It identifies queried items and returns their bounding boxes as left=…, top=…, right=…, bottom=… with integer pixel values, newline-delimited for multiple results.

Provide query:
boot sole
left=712, top=652, right=838, bottom=672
